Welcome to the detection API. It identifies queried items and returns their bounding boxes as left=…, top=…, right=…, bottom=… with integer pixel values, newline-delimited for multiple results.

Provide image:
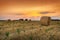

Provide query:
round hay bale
left=40, top=16, right=51, bottom=26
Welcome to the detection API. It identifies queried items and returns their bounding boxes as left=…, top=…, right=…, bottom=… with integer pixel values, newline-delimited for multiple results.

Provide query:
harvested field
left=0, top=20, right=60, bottom=40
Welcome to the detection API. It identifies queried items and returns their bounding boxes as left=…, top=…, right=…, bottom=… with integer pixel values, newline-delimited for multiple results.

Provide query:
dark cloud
left=39, top=11, right=55, bottom=14
left=14, top=13, right=26, bottom=15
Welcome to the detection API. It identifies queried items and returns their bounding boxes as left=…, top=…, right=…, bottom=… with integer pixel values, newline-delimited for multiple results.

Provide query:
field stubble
left=0, top=21, right=60, bottom=40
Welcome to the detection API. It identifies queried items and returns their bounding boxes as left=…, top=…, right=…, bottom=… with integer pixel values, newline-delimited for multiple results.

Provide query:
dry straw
left=40, top=16, right=51, bottom=26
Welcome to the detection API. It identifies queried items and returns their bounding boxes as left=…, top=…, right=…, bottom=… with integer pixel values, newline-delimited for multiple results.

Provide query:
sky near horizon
left=0, top=0, right=60, bottom=20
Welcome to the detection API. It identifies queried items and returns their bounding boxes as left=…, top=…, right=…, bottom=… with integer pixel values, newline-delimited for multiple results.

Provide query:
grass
left=5, top=32, right=10, bottom=37
left=16, top=29, right=20, bottom=34
left=45, top=27, right=54, bottom=32
left=49, top=34, right=56, bottom=40
left=0, top=20, right=60, bottom=40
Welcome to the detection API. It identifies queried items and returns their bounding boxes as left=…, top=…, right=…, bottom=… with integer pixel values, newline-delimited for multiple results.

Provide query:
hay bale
left=40, top=16, right=51, bottom=26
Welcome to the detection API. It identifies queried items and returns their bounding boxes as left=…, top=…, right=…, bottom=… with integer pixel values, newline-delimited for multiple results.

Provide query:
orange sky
left=0, top=0, right=60, bottom=20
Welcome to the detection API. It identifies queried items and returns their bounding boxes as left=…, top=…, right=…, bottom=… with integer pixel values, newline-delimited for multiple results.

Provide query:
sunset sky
left=0, top=0, right=60, bottom=20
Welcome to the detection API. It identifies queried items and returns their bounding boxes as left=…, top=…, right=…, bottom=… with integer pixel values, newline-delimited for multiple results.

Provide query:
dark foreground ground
left=0, top=20, right=60, bottom=40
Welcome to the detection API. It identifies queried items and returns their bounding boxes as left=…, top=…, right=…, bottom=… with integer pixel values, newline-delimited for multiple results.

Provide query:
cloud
left=51, top=16, right=60, bottom=19
left=14, top=13, right=26, bottom=15
left=39, top=11, right=55, bottom=14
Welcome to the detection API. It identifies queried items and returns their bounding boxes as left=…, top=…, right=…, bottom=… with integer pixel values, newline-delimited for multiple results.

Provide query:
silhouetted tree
left=8, top=19, right=11, bottom=21
left=19, top=19, right=24, bottom=21
left=25, top=19, right=28, bottom=21
left=29, top=19, right=31, bottom=21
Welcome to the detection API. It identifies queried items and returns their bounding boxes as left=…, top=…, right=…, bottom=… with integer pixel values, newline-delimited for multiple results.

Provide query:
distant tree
left=8, top=19, right=11, bottom=21
left=29, top=19, right=31, bottom=21
left=19, top=19, right=24, bottom=21
left=25, top=19, right=28, bottom=21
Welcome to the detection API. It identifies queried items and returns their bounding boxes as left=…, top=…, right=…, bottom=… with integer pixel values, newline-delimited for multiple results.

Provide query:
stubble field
left=0, top=20, right=60, bottom=40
